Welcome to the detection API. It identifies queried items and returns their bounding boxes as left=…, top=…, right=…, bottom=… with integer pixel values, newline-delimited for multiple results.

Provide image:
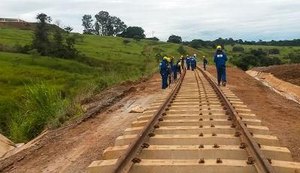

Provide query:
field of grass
left=0, top=26, right=202, bottom=142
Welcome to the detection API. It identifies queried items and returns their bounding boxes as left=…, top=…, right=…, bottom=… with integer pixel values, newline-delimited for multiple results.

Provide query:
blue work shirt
left=214, top=52, right=227, bottom=67
left=159, top=59, right=169, bottom=76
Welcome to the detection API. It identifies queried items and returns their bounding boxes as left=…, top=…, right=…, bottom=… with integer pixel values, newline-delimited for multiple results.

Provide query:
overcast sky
left=1, top=0, right=300, bottom=41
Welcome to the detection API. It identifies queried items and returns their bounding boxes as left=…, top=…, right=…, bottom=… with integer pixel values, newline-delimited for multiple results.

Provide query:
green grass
left=0, top=26, right=202, bottom=142
left=0, top=28, right=33, bottom=46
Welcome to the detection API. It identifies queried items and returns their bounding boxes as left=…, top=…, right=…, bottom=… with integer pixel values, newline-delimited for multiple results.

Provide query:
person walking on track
left=203, top=56, right=208, bottom=70
left=159, top=56, right=171, bottom=89
left=186, top=55, right=191, bottom=70
left=172, top=58, right=179, bottom=80
left=180, top=55, right=185, bottom=70
left=214, top=46, right=227, bottom=86
left=190, top=55, right=197, bottom=71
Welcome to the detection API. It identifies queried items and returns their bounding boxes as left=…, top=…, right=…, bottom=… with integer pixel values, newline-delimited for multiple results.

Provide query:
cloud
left=0, top=0, right=300, bottom=41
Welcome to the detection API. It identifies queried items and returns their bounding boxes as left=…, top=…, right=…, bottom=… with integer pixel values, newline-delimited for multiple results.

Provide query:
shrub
left=123, top=39, right=130, bottom=44
left=287, top=52, right=300, bottom=63
left=232, top=46, right=245, bottom=52
left=230, top=49, right=283, bottom=70
left=177, top=45, right=187, bottom=55
left=268, top=48, right=280, bottom=54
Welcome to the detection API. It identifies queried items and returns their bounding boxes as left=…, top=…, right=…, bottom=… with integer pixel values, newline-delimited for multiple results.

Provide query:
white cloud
left=0, top=0, right=299, bottom=41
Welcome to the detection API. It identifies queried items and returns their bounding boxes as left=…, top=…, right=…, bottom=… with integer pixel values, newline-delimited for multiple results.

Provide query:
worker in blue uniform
left=186, top=55, right=191, bottom=70
left=214, top=46, right=228, bottom=86
left=172, top=58, right=178, bottom=80
left=159, top=56, right=170, bottom=89
left=203, top=56, right=208, bottom=70
left=190, top=54, right=197, bottom=71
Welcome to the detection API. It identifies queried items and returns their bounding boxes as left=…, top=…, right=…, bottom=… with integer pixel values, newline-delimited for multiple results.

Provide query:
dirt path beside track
left=207, top=66, right=300, bottom=161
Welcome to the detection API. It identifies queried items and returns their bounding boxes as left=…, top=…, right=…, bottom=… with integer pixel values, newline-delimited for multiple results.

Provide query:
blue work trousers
left=161, top=74, right=168, bottom=89
left=216, top=65, right=226, bottom=84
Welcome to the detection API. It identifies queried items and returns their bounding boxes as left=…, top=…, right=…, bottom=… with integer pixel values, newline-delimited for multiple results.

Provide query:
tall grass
left=9, top=83, right=68, bottom=142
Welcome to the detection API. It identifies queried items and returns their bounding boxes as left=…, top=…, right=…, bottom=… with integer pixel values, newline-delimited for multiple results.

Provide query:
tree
left=107, top=16, right=127, bottom=36
left=64, top=26, right=73, bottom=33
left=32, top=13, right=52, bottom=55
left=94, top=11, right=127, bottom=36
left=146, top=37, right=159, bottom=41
left=167, top=35, right=182, bottom=44
left=52, top=27, right=64, bottom=56
left=95, top=11, right=109, bottom=36
left=82, top=15, right=94, bottom=34
left=190, top=39, right=207, bottom=49
left=119, top=26, right=145, bottom=39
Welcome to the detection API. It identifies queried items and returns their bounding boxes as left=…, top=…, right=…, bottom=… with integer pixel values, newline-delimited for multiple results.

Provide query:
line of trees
left=183, top=37, right=300, bottom=49
left=82, top=11, right=146, bottom=40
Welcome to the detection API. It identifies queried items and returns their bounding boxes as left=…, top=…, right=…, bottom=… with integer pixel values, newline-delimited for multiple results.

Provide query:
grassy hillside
left=0, top=26, right=201, bottom=142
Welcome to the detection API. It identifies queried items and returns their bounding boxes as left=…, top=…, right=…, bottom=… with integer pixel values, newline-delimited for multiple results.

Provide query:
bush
left=287, top=52, right=300, bottom=63
left=232, top=46, right=244, bottom=52
left=146, top=37, right=159, bottom=41
left=268, top=48, right=280, bottom=54
left=9, top=83, right=68, bottom=142
left=230, top=49, right=283, bottom=70
left=123, top=39, right=130, bottom=44
left=177, top=45, right=187, bottom=55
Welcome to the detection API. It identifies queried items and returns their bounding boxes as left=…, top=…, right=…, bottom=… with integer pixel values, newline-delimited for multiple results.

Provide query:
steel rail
left=196, top=66, right=275, bottom=173
left=112, top=69, right=186, bottom=173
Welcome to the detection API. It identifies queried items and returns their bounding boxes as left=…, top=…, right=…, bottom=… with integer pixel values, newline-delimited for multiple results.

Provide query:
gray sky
left=1, top=0, right=300, bottom=41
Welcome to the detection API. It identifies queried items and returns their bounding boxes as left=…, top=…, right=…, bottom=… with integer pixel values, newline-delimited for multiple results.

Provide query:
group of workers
left=159, top=45, right=227, bottom=89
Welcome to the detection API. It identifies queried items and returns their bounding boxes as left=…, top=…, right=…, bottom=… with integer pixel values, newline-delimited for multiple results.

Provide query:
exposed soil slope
left=253, top=64, right=300, bottom=86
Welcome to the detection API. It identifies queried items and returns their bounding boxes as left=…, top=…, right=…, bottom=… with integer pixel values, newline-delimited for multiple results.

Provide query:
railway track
left=88, top=67, right=300, bottom=173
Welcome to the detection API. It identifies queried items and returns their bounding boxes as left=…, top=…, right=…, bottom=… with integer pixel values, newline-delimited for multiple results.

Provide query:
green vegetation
left=223, top=44, right=300, bottom=70
left=167, top=35, right=182, bottom=44
left=0, top=24, right=200, bottom=142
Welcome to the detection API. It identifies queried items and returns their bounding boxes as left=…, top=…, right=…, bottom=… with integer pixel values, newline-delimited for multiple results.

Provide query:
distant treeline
left=183, top=38, right=300, bottom=49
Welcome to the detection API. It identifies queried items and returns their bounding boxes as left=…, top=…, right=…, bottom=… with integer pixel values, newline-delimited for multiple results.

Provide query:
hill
left=0, top=26, right=202, bottom=142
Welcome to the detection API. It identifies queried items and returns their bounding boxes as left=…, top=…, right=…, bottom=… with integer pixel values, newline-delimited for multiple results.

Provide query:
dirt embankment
left=207, top=66, right=300, bottom=162
left=0, top=74, right=164, bottom=173
left=247, top=69, right=300, bottom=104
left=252, top=64, right=300, bottom=86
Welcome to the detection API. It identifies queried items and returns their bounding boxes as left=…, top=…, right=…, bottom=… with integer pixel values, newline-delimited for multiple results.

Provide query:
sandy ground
left=0, top=74, right=166, bottom=173
left=207, top=65, right=300, bottom=161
